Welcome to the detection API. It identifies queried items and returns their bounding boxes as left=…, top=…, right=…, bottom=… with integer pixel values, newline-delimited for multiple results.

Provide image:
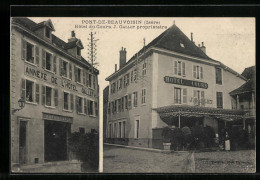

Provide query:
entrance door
left=19, top=121, right=27, bottom=164
left=44, top=120, right=71, bottom=162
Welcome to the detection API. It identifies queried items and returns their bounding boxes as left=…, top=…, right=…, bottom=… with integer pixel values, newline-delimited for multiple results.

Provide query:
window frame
left=44, top=84, right=55, bottom=108
left=44, top=50, right=53, bottom=72
left=174, top=87, right=182, bottom=104
left=216, top=67, right=223, bottom=85
left=141, top=88, right=146, bottom=104
left=24, top=78, right=37, bottom=104
left=216, top=92, right=223, bottom=109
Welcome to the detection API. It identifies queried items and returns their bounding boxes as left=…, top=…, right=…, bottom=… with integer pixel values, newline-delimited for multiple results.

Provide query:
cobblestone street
left=103, top=144, right=255, bottom=173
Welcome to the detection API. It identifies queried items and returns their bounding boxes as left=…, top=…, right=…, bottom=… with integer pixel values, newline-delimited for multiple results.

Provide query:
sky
left=29, top=17, right=255, bottom=92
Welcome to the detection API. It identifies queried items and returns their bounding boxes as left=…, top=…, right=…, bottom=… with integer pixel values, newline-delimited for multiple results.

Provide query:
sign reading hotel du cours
left=164, top=76, right=208, bottom=89
left=25, top=64, right=94, bottom=97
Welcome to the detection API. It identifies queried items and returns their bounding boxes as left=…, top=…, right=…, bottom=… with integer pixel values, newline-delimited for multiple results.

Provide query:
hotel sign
left=43, top=113, right=73, bottom=123
left=164, top=76, right=208, bottom=89
left=25, top=64, right=95, bottom=97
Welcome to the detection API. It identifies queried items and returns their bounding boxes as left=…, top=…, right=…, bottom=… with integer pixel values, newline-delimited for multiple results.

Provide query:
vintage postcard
left=10, top=17, right=255, bottom=173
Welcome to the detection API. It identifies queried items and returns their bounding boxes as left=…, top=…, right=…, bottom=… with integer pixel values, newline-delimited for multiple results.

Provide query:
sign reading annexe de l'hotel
left=164, top=76, right=208, bottom=89
left=25, top=64, right=95, bottom=97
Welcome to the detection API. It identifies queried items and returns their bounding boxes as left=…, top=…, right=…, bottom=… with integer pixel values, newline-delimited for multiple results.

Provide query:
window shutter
left=183, top=88, right=187, bottom=103
left=74, top=66, right=78, bottom=82
left=21, top=79, right=25, bottom=99
left=53, top=56, right=57, bottom=73
left=70, top=94, right=74, bottom=111
left=75, top=96, right=79, bottom=113
left=69, top=63, right=72, bottom=80
left=193, top=65, right=196, bottom=78
left=200, top=67, right=203, bottom=79
left=84, top=98, right=87, bottom=114
left=42, top=49, right=46, bottom=69
left=83, top=70, right=86, bottom=85
left=193, top=90, right=197, bottom=105
left=54, top=89, right=58, bottom=107
left=182, top=62, right=186, bottom=76
left=87, top=100, right=91, bottom=114
left=201, top=91, right=205, bottom=106
left=95, top=102, right=98, bottom=116
left=35, top=46, right=40, bottom=66
left=21, top=39, right=26, bottom=60
left=35, top=83, right=40, bottom=104
left=42, top=85, right=45, bottom=105
left=86, top=71, right=89, bottom=87
left=136, top=92, right=138, bottom=107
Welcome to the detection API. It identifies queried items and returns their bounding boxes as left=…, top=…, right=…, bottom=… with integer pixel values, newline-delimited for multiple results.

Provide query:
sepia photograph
left=10, top=16, right=256, bottom=173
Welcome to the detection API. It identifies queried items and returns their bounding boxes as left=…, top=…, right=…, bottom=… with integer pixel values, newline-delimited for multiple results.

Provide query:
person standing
left=225, top=131, right=231, bottom=151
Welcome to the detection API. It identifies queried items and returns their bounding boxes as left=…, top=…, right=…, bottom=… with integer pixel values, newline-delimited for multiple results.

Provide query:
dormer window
left=180, top=42, right=185, bottom=48
left=77, top=47, right=81, bottom=56
left=45, top=28, right=51, bottom=39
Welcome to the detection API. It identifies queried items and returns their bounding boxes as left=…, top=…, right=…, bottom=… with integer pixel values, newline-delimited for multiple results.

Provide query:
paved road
left=103, top=145, right=255, bottom=173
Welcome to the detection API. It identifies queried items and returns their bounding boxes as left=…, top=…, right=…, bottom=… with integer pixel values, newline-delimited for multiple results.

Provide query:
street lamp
left=12, top=98, right=25, bottom=114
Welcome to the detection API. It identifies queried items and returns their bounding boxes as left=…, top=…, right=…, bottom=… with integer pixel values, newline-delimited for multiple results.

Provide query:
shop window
left=193, top=65, right=203, bottom=80
left=216, top=92, right=223, bottom=109
left=216, top=67, right=222, bottom=85
left=141, top=89, right=146, bottom=104
left=133, top=92, right=138, bottom=107
left=174, top=61, right=186, bottom=76
left=128, top=94, right=132, bottom=109
left=142, top=62, right=147, bottom=76
left=135, top=120, right=140, bottom=139
left=174, top=88, right=181, bottom=104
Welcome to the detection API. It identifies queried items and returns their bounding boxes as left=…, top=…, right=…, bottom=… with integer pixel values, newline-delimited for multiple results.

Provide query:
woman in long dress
left=225, top=131, right=230, bottom=151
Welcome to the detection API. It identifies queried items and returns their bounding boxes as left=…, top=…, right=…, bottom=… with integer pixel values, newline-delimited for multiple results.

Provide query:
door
left=19, top=121, right=27, bottom=164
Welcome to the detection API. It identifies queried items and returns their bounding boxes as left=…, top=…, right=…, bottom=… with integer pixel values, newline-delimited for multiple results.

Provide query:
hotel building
left=105, top=24, right=247, bottom=149
left=11, top=18, right=99, bottom=166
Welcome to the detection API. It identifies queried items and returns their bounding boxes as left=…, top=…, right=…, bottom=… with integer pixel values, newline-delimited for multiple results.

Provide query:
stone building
left=105, top=24, right=247, bottom=149
left=11, top=17, right=99, bottom=166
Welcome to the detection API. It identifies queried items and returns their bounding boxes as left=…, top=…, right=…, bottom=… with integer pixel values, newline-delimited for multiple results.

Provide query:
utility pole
left=87, top=31, right=99, bottom=74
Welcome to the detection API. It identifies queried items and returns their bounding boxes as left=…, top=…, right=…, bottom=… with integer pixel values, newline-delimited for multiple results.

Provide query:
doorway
left=19, top=121, right=27, bottom=164
left=44, top=120, right=71, bottom=162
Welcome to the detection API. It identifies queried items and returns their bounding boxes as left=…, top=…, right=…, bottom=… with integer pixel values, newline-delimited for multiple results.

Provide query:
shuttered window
left=35, top=46, right=40, bottom=66
left=35, top=84, right=40, bottom=104
left=133, top=92, right=138, bottom=107
left=54, top=89, right=58, bottom=107
left=141, top=89, right=146, bottom=104
left=95, top=102, right=98, bottom=116
left=174, top=61, right=185, bottom=76
left=41, top=85, right=45, bottom=105
left=193, top=65, right=203, bottom=80
left=22, top=39, right=35, bottom=64
left=217, top=92, right=223, bottom=108
left=128, top=94, right=132, bottom=109
left=182, top=88, right=187, bottom=104
left=174, top=87, right=181, bottom=104
left=84, top=98, right=87, bottom=114
left=70, top=94, right=74, bottom=112
left=53, top=56, right=57, bottom=73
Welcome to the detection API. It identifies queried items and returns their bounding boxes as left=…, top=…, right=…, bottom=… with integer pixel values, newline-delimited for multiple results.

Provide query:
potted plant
left=161, top=126, right=173, bottom=150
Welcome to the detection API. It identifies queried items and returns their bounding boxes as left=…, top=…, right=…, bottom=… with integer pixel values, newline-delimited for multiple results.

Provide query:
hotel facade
left=11, top=18, right=99, bottom=166
left=105, top=24, right=248, bottom=149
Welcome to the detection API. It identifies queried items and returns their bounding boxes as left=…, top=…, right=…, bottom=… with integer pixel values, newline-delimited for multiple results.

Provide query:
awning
left=153, top=105, right=247, bottom=122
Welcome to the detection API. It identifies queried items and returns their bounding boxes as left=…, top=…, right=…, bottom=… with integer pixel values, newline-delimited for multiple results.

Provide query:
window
left=45, top=28, right=51, bottom=38
left=141, top=89, right=146, bottom=104
left=193, top=90, right=205, bottom=106
left=174, top=61, right=186, bottom=76
left=26, top=42, right=34, bottom=63
left=114, top=123, right=117, bottom=138
left=216, top=67, right=222, bottom=85
left=128, top=94, right=132, bottom=109
left=123, top=121, right=126, bottom=138
left=93, top=75, right=96, bottom=89
left=45, top=52, right=52, bottom=71
left=135, top=120, right=140, bottom=139
left=124, top=96, right=128, bottom=110
left=95, top=102, right=98, bottom=116
left=77, top=47, right=81, bottom=56
left=174, top=88, right=181, bottom=104
left=216, top=92, right=223, bottom=109
left=125, top=73, right=130, bottom=86
left=142, top=62, right=147, bottom=76
left=134, top=69, right=137, bottom=81
left=118, top=99, right=121, bottom=112
left=121, top=97, right=124, bottom=112
left=76, top=96, right=83, bottom=113
left=133, top=92, right=138, bottom=107
left=77, top=68, right=81, bottom=83
left=64, top=92, right=69, bottom=110
left=193, top=65, right=203, bottom=80
left=118, top=78, right=122, bottom=90
left=119, top=122, right=122, bottom=138
left=111, top=82, right=116, bottom=94
left=111, top=101, right=115, bottom=114
left=89, top=73, right=92, bottom=88
left=88, top=100, right=94, bottom=115
left=46, top=86, right=52, bottom=106
left=41, top=85, right=58, bottom=107
left=26, top=80, right=34, bottom=102
left=131, top=71, right=133, bottom=82
left=74, top=66, right=83, bottom=83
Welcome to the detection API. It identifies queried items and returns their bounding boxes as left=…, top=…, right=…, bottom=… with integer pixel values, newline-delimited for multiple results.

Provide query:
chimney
left=115, top=64, right=117, bottom=72
left=68, top=30, right=77, bottom=42
left=119, top=47, right=127, bottom=69
left=191, top=32, right=194, bottom=43
left=200, top=42, right=206, bottom=54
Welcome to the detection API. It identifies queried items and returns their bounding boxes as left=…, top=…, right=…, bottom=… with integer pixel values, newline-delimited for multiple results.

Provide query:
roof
left=106, top=24, right=245, bottom=81
left=241, top=66, right=255, bottom=80
left=230, top=78, right=255, bottom=95
left=12, top=17, right=97, bottom=73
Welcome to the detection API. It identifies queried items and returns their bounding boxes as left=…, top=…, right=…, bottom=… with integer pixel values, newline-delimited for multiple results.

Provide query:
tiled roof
left=229, top=78, right=255, bottom=95
left=12, top=17, right=97, bottom=73
left=241, top=66, right=255, bottom=80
